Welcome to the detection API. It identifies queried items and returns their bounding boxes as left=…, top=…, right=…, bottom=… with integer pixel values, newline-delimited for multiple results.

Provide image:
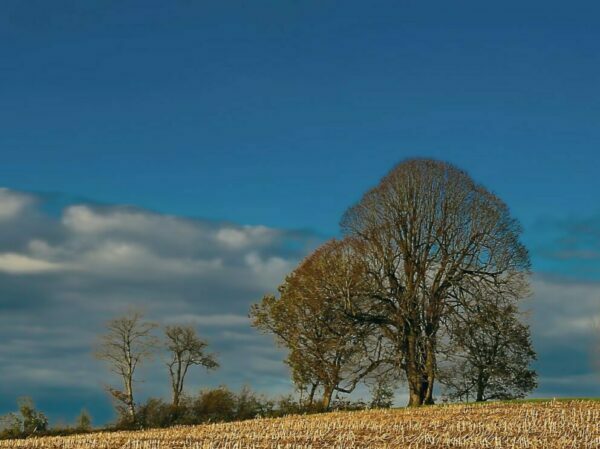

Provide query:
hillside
left=1, top=400, right=598, bottom=449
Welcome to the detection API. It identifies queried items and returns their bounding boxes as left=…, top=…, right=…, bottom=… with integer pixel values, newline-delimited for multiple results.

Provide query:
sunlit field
left=2, top=400, right=598, bottom=449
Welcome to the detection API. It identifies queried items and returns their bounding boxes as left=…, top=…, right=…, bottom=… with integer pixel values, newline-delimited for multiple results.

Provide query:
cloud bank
left=0, top=188, right=598, bottom=424
left=0, top=189, right=319, bottom=423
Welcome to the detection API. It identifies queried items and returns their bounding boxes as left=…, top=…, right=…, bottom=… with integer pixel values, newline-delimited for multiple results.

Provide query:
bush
left=330, top=397, right=367, bottom=411
left=236, top=385, right=274, bottom=420
left=0, top=413, right=23, bottom=440
left=137, top=398, right=175, bottom=429
left=192, top=387, right=237, bottom=423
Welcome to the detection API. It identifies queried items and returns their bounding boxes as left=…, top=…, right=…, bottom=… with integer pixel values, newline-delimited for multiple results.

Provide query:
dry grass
left=2, top=400, right=599, bottom=449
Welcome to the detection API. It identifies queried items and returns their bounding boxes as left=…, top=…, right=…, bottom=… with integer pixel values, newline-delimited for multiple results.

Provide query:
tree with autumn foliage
left=250, top=240, right=389, bottom=410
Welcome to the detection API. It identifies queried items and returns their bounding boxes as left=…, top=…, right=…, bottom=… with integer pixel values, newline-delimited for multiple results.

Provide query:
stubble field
left=1, top=400, right=598, bottom=449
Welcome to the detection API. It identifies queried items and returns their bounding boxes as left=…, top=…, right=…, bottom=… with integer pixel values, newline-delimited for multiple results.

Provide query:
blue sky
left=0, top=0, right=599, bottom=425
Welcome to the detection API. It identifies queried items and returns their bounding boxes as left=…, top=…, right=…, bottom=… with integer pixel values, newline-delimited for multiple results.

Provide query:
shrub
left=192, top=387, right=236, bottom=423
left=137, top=399, right=174, bottom=429
left=0, top=413, right=23, bottom=440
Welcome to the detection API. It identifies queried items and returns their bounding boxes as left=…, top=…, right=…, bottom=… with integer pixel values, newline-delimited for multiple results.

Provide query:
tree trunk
left=405, top=334, right=436, bottom=406
left=405, top=332, right=425, bottom=406
left=321, top=385, right=334, bottom=410
left=126, top=376, right=136, bottom=422
left=423, top=338, right=436, bottom=405
left=308, top=383, right=318, bottom=407
left=476, top=371, right=486, bottom=402
left=406, top=363, right=424, bottom=406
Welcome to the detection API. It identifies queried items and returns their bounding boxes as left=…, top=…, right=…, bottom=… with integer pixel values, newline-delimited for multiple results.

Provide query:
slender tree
left=95, top=310, right=158, bottom=424
left=165, top=325, right=219, bottom=408
left=340, top=159, right=530, bottom=405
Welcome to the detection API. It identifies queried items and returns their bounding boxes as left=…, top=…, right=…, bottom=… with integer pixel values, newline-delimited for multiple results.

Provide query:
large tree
left=165, top=325, right=219, bottom=408
left=95, top=310, right=158, bottom=423
left=250, top=240, right=388, bottom=410
left=340, top=159, right=530, bottom=405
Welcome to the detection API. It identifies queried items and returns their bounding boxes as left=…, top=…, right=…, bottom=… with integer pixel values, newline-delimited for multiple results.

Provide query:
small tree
left=95, top=309, right=158, bottom=425
left=439, top=293, right=537, bottom=402
left=165, top=325, right=219, bottom=408
left=75, top=409, right=92, bottom=432
left=17, top=397, right=48, bottom=435
left=367, top=370, right=398, bottom=409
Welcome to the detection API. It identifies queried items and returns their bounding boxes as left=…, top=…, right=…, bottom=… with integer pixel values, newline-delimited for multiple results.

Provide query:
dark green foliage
left=329, top=398, right=368, bottom=411
left=136, top=398, right=175, bottom=429
left=235, top=385, right=274, bottom=420
left=273, top=395, right=305, bottom=416
left=192, top=386, right=237, bottom=423
left=368, top=377, right=396, bottom=409
left=439, top=299, right=537, bottom=402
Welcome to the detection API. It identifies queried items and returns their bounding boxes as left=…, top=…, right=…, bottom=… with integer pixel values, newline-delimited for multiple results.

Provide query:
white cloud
left=62, top=205, right=151, bottom=233
left=244, top=252, right=294, bottom=289
left=62, top=205, right=200, bottom=241
left=164, top=313, right=249, bottom=327
left=217, top=228, right=251, bottom=248
left=76, top=241, right=224, bottom=279
left=0, top=188, right=33, bottom=222
left=530, top=276, right=600, bottom=339
left=217, top=225, right=276, bottom=249
left=0, top=253, right=66, bottom=274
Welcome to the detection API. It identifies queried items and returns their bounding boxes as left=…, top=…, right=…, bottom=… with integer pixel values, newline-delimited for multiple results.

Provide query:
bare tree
left=165, top=325, right=219, bottom=408
left=341, top=159, right=530, bottom=405
left=95, top=310, right=158, bottom=424
left=250, top=240, right=389, bottom=410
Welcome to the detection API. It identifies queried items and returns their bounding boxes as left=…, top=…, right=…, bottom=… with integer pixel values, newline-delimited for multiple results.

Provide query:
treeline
left=0, top=386, right=381, bottom=439
left=125, top=385, right=375, bottom=430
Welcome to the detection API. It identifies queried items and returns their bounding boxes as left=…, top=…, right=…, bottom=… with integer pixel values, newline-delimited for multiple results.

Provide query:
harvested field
left=1, top=400, right=599, bottom=449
